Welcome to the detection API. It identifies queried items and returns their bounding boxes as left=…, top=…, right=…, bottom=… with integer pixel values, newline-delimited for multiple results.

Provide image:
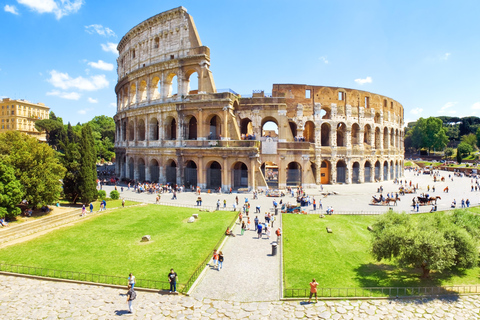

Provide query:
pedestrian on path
left=126, top=284, right=136, bottom=313
left=122, top=199, right=125, bottom=207
left=81, top=205, right=86, bottom=216
left=89, top=203, right=93, bottom=213
left=128, top=273, right=136, bottom=288
left=168, top=269, right=178, bottom=293
left=241, top=221, right=246, bottom=235
left=212, top=250, right=218, bottom=268
left=254, top=216, right=259, bottom=231
left=247, top=217, right=251, bottom=230
left=257, top=223, right=263, bottom=239
left=276, top=228, right=282, bottom=241
left=308, top=279, right=318, bottom=303
left=218, top=251, right=224, bottom=270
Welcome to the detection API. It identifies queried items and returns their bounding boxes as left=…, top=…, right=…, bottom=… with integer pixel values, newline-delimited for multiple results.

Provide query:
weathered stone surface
left=326, top=227, right=333, bottom=233
left=141, top=235, right=151, bottom=242
left=188, top=217, right=195, bottom=223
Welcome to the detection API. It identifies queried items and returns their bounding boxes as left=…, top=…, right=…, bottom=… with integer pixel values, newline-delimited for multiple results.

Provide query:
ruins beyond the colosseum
left=114, top=7, right=404, bottom=191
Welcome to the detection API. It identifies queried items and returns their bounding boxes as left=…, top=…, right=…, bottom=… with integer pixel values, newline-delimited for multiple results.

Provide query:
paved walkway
left=1, top=275, right=480, bottom=319
left=191, top=211, right=282, bottom=302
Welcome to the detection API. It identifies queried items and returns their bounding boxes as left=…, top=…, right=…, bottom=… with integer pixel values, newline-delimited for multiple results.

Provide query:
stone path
left=1, top=275, right=480, bottom=319
left=191, top=211, right=282, bottom=302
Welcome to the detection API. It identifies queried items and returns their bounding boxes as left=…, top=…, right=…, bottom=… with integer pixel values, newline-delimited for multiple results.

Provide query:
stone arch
left=261, top=161, right=279, bottom=189
left=232, top=162, right=248, bottom=189
left=166, top=72, right=178, bottom=98
left=390, top=128, right=395, bottom=147
left=207, top=114, right=221, bottom=139
left=286, top=162, right=302, bottom=186
left=128, top=121, right=135, bottom=141
left=128, top=157, right=134, bottom=179
left=351, top=123, right=360, bottom=145
left=374, top=112, right=381, bottom=124
left=130, top=83, right=136, bottom=105
left=304, top=121, right=315, bottom=142
left=138, top=158, right=146, bottom=181
left=336, top=160, right=346, bottom=183
left=150, top=76, right=161, bottom=100
left=184, top=68, right=199, bottom=94
left=395, top=129, right=399, bottom=148
left=383, top=160, right=389, bottom=181
left=240, top=118, right=253, bottom=138
left=364, top=124, right=372, bottom=145
left=165, top=116, right=176, bottom=140
left=206, top=160, right=222, bottom=189
left=150, top=159, right=160, bottom=183
left=364, top=160, right=372, bottom=182
left=187, top=116, right=197, bottom=140
left=139, top=80, right=147, bottom=102
left=262, top=117, right=279, bottom=138
left=149, top=117, right=159, bottom=140
left=374, top=160, right=381, bottom=181
left=122, top=121, right=127, bottom=141
left=137, top=119, right=146, bottom=141
left=383, top=127, right=389, bottom=149
left=321, top=123, right=331, bottom=146
left=375, top=127, right=381, bottom=149
left=184, top=160, right=197, bottom=188
left=320, top=105, right=331, bottom=120
left=336, top=122, right=346, bottom=147
left=395, top=160, right=399, bottom=178
left=390, top=160, right=394, bottom=179
left=352, top=161, right=360, bottom=184
left=166, top=159, right=177, bottom=186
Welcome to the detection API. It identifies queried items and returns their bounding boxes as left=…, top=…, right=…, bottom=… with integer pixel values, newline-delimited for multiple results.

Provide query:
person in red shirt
left=308, top=278, right=319, bottom=303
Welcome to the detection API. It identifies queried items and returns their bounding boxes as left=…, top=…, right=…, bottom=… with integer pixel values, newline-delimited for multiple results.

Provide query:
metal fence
left=0, top=263, right=173, bottom=291
left=284, top=285, right=480, bottom=298
left=121, top=197, right=239, bottom=212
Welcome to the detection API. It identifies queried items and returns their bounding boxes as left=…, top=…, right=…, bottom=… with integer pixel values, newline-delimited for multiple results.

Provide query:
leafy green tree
left=461, top=133, right=477, bottom=150
left=0, top=131, right=65, bottom=208
left=405, top=117, right=449, bottom=153
left=35, top=111, right=66, bottom=150
left=98, top=190, right=106, bottom=200
left=62, top=141, right=82, bottom=204
left=444, top=147, right=454, bottom=159
left=88, top=116, right=115, bottom=161
left=78, top=124, right=98, bottom=204
left=457, top=150, right=463, bottom=164
left=0, top=157, right=23, bottom=219
left=457, top=142, right=473, bottom=157
left=371, top=211, right=478, bottom=278
left=109, top=190, right=120, bottom=200
left=475, top=127, right=480, bottom=149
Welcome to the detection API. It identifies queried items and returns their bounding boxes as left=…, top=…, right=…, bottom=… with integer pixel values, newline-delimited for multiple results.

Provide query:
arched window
left=321, top=123, right=330, bottom=146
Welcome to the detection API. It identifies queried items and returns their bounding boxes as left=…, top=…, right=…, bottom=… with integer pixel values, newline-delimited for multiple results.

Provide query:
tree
left=35, top=111, right=66, bottom=150
left=61, top=134, right=82, bottom=204
left=371, top=211, right=478, bottom=278
left=78, top=124, right=98, bottom=204
left=88, top=115, right=116, bottom=161
left=0, top=131, right=65, bottom=208
left=0, top=157, right=23, bottom=219
left=457, top=142, right=473, bottom=158
left=457, top=149, right=463, bottom=164
left=475, top=127, right=480, bottom=149
left=405, top=117, right=449, bottom=153
left=460, top=133, right=477, bottom=150
left=110, top=190, right=120, bottom=200
left=444, top=147, right=454, bottom=159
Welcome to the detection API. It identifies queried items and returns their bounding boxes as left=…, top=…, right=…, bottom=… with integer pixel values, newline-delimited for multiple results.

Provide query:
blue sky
left=1, top=0, right=479, bottom=125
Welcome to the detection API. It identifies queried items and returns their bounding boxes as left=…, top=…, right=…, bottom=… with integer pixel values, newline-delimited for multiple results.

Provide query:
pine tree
left=78, top=124, right=98, bottom=204
left=62, top=137, right=82, bottom=204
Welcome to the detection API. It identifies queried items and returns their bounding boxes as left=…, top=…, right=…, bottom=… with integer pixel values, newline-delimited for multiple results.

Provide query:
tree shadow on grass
left=354, top=263, right=465, bottom=301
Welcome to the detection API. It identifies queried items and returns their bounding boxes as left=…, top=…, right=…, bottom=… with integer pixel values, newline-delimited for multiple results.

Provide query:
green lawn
left=0, top=205, right=237, bottom=286
left=283, top=213, right=480, bottom=292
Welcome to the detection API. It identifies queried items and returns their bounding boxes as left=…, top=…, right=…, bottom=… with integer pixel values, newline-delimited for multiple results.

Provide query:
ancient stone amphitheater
left=114, top=7, right=404, bottom=190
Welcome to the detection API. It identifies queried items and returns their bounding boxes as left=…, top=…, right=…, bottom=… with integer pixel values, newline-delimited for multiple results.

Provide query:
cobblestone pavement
left=1, top=275, right=480, bottom=319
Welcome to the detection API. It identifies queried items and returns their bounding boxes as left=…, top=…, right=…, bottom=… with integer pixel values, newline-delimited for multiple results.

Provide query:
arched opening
left=150, top=159, right=159, bottom=183
left=311, top=162, right=317, bottom=184
left=208, top=115, right=221, bottom=139
left=137, top=119, right=145, bottom=141
left=336, top=160, right=346, bottom=183
left=374, top=112, right=381, bottom=124
left=122, top=121, right=127, bottom=141
left=128, top=158, right=134, bottom=180
left=184, top=160, right=197, bottom=188
left=166, top=160, right=177, bottom=186
left=138, top=158, right=146, bottom=182
left=364, top=161, right=372, bottom=182
left=261, top=161, right=279, bottom=188
left=375, top=127, right=381, bottom=149
left=165, top=117, right=176, bottom=140
left=390, top=128, right=395, bottom=147
left=185, top=70, right=199, bottom=94
left=383, top=127, right=389, bottom=149
left=395, top=160, right=399, bottom=178
left=351, top=123, right=360, bottom=145
left=240, top=118, right=254, bottom=139
left=130, top=83, right=136, bottom=105
left=289, top=121, right=297, bottom=138
left=262, top=119, right=278, bottom=138
left=390, top=160, right=394, bottom=179
left=395, top=129, right=399, bottom=148
left=128, top=122, right=135, bottom=141
left=383, top=161, right=388, bottom=181
left=188, top=117, right=197, bottom=140
left=232, top=162, right=248, bottom=189
left=151, top=76, right=160, bottom=100
left=286, top=162, right=302, bottom=186
left=149, top=118, right=159, bottom=140
left=320, top=107, right=331, bottom=119
left=320, top=160, right=330, bottom=184
left=337, top=123, right=346, bottom=147
left=121, top=155, right=126, bottom=178
left=352, top=162, right=360, bottom=184
left=374, top=160, right=381, bottom=181
left=139, top=80, right=147, bottom=102
left=321, top=123, right=330, bottom=146
left=364, top=124, right=371, bottom=145
left=207, top=161, right=222, bottom=190
left=304, top=121, right=315, bottom=143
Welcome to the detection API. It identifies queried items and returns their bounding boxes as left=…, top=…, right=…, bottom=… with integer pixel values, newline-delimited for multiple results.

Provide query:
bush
left=110, top=190, right=120, bottom=200
left=98, top=190, right=106, bottom=200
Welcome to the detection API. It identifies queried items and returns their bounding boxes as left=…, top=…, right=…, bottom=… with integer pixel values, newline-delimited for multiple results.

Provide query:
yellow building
left=0, top=98, right=50, bottom=141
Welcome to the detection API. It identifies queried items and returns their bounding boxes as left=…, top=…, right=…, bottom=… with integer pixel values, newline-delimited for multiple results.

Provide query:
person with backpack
left=126, top=284, right=136, bottom=313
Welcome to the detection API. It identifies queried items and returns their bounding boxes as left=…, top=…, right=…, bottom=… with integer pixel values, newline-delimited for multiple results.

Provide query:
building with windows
left=114, top=7, right=404, bottom=190
left=0, top=98, right=50, bottom=141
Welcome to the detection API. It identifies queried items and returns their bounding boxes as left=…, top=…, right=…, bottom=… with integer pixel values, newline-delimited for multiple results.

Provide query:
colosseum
left=114, top=7, right=404, bottom=191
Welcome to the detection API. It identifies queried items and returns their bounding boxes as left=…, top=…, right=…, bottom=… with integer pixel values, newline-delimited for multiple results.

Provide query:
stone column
left=222, top=106, right=228, bottom=140
left=222, top=156, right=229, bottom=192
left=146, top=77, right=151, bottom=102
left=176, top=166, right=182, bottom=187
left=145, top=162, right=151, bottom=182
left=197, top=156, right=205, bottom=189
left=250, top=157, right=256, bottom=191
left=345, top=159, right=351, bottom=184
left=159, top=165, right=165, bottom=184
left=133, top=158, right=139, bottom=181
left=134, top=80, right=139, bottom=106
left=359, top=162, right=365, bottom=183
left=197, top=108, right=204, bottom=140
left=278, top=156, right=286, bottom=189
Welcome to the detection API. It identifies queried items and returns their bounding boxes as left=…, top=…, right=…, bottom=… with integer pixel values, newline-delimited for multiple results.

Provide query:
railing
left=182, top=213, right=238, bottom=293
left=284, top=285, right=480, bottom=298
left=121, top=197, right=240, bottom=212
left=0, top=263, right=173, bottom=291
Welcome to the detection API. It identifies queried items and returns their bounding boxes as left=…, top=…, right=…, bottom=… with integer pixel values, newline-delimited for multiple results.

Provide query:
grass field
left=0, top=205, right=237, bottom=285
left=283, top=213, right=480, bottom=291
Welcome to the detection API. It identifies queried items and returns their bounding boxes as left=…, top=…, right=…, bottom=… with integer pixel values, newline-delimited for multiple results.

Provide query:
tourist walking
left=81, top=205, right=86, bottom=216
left=212, top=250, right=219, bottom=268
left=308, top=278, right=318, bottom=303
left=218, top=251, right=224, bottom=270
left=257, top=223, right=263, bottom=239
left=126, top=284, right=136, bottom=313
left=247, top=217, right=251, bottom=230
left=168, top=268, right=178, bottom=293
left=89, top=203, right=93, bottom=213
left=254, top=216, right=259, bottom=231
left=241, top=221, right=246, bottom=235
left=122, top=199, right=125, bottom=207
left=128, top=273, right=136, bottom=288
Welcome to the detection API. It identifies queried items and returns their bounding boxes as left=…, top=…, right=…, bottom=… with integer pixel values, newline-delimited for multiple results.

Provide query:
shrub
left=98, top=190, right=106, bottom=200
left=110, top=190, right=120, bottom=200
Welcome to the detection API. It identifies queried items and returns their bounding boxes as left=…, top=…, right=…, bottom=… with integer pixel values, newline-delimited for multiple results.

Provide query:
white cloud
left=109, top=103, right=116, bottom=108
left=46, top=90, right=81, bottom=100
left=471, top=102, right=480, bottom=110
left=4, top=4, right=19, bottom=15
left=17, top=0, right=83, bottom=19
left=410, top=108, right=423, bottom=115
left=87, top=97, right=98, bottom=103
left=47, top=70, right=109, bottom=91
left=87, top=60, right=114, bottom=71
left=354, top=76, right=372, bottom=85
left=77, top=108, right=92, bottom=115
left=101, top=42, right=118, bottom=55
left=438, top=101, right=458, bottom=114
left=85, top=24, right=116, bottom=37
left=319, top=56, right=329, bottom=64
left=440, top=52, right=451, bottom=61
